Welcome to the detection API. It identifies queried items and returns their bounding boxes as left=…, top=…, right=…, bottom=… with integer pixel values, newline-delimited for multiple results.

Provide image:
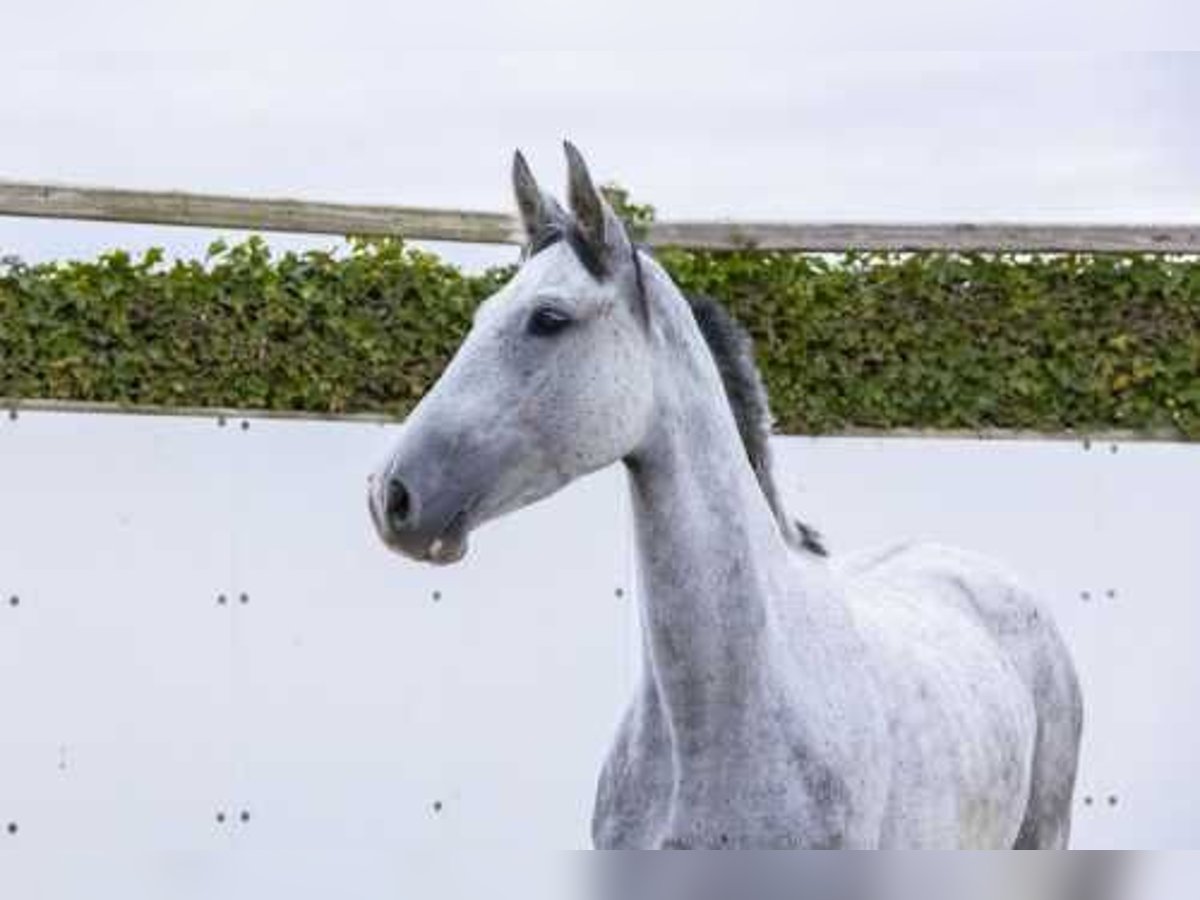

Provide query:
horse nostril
left=385, top=475, right=413, bottom=529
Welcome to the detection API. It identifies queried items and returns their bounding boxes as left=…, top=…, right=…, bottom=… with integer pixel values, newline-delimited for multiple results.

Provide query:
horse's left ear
left=563, top=140, right=632, bottom=266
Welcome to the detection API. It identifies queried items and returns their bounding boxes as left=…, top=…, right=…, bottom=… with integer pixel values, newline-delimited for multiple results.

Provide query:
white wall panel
left=2, top=411, right=1198, bottom=897
left=0, top=412, right=236, bottom=898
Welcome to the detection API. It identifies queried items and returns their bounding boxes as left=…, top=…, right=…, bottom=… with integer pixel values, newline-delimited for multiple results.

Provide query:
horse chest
left=593, top=687, right=886, bottom=849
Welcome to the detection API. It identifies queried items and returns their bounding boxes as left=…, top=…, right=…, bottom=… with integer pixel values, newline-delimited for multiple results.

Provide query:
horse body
left=596, top=538, right=1081, bottom=849
left=369, top=144, right=1083, bottom=849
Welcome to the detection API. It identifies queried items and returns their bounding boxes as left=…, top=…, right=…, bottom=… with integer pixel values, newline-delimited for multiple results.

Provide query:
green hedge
left=2, top=236, right=1198, bottom=437
left=660, top=248, right=1200, bottom=437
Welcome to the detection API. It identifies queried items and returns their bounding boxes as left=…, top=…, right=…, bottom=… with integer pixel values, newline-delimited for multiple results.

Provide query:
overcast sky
left=2, top=9, right=1197, bottom=269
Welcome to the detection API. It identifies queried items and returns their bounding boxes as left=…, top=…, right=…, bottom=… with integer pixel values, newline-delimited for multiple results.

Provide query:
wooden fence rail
left=2, top=179, right=1199, bottom=253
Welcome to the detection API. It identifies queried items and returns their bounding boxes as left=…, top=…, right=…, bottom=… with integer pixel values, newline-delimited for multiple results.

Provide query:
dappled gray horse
left=368, top=144, right=1083, bottom=849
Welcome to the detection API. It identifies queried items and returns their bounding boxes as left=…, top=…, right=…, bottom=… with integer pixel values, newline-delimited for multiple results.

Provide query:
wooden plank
left=0, top=180, right=525, bottom=245
left=645, top=221, right=1200, bottom=253
left=2, top=179, right=1199, bottom=253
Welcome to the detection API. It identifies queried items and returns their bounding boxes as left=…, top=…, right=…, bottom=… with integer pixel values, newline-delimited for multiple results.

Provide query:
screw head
left=5, top=822, right=17, bottom=835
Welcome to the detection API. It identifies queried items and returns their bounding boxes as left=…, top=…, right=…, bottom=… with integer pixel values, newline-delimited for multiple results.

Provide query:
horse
left=367, top=143, right=1083, bottom=849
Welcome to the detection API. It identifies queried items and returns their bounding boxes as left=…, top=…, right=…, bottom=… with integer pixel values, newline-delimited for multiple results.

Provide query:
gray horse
left=368, top=144, right=1083, bottom=849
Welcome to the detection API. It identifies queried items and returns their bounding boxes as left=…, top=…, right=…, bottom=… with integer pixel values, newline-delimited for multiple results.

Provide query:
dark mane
left=688, top=296, right=827, bottom=556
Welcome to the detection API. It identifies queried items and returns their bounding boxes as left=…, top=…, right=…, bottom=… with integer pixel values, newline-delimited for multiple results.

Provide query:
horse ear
left=563, top=141, right=632, bottom=265
left=563, top=141, right=607, bottom=250
left=512, top=150, right=560, bottom=241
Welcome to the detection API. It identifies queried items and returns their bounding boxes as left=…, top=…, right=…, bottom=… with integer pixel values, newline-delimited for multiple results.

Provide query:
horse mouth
left=423, top=505, right=472, bottom=565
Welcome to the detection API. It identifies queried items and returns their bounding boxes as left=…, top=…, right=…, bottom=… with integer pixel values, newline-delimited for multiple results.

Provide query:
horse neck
left=625, top=263, right=829, bottom=738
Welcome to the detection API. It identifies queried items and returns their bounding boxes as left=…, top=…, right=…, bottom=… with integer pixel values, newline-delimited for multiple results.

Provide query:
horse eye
left=527, top=306, right=573, bottom=337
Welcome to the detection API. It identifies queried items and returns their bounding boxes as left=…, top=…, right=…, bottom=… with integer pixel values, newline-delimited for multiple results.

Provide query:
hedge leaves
left=2, top=237, right=1197, bottom=437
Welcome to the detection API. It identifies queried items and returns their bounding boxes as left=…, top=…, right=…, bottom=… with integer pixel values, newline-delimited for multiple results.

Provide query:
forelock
left=524, top=218, right=607, bottom=281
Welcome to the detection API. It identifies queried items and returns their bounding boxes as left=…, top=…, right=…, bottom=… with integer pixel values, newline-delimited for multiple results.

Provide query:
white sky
left=1, top=6, right=1198, bottom=269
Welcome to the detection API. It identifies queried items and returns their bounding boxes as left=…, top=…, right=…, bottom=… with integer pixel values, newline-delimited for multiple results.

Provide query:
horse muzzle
left=367, top=467, right=474, bottom=566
